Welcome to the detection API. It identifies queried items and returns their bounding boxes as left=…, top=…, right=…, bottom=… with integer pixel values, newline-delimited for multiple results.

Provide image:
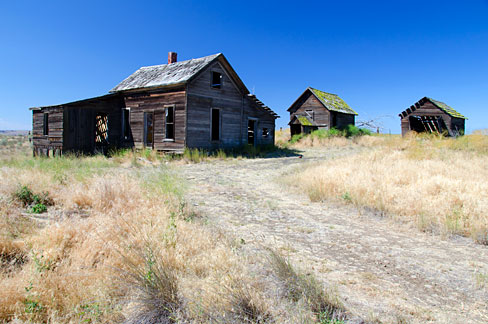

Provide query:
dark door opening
left=248, top=119, right=256, bottom=145
left=144, top=112, right=154, bottom=148
left=290, top=124, right=301, bottom=136
left=211, top=108, right=220, bottom=141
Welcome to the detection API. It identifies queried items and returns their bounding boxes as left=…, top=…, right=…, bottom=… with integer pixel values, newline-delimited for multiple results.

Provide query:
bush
left=14, top=185, right=34, bottom=206
left=14, top=185, right=53, bottom=207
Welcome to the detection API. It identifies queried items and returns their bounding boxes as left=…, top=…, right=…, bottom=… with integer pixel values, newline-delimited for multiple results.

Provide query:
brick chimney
left=168, top=52, right=177, bottom=64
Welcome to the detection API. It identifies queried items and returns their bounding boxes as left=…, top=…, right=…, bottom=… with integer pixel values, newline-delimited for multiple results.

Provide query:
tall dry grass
left=0, top=140, right=360, bottom=323
left=287, top=132, right=488, bottom=243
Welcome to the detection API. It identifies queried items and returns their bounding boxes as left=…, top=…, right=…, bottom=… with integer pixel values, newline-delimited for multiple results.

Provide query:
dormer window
left=211, top=71, right=222, bottom=89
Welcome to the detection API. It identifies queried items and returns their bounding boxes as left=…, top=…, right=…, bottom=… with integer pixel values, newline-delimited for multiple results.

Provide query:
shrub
left=14, top=185, right=34, bottom=206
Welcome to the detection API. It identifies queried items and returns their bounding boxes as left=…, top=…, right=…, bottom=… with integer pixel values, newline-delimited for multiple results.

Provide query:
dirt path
left=178, top=148, right=488, bottom=324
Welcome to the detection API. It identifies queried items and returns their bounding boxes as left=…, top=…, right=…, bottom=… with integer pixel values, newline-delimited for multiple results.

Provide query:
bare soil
left=178, top=147, right=488, bottom=324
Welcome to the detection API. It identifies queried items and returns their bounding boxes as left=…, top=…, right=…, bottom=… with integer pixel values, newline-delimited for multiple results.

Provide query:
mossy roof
left=428, top=98, right=467, bottom=119
left=309, top=87, right=358, bottom=115
left=297, top=116, right=313, bottom=126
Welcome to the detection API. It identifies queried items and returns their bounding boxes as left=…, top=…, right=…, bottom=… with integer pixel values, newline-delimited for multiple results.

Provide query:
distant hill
left=0, top=130, right=30, bottom=136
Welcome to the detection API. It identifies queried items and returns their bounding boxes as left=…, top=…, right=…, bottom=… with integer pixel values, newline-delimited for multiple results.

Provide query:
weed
left=31, top=203, right=47, bottom=214
left=341, top=192, right=352, bottom=203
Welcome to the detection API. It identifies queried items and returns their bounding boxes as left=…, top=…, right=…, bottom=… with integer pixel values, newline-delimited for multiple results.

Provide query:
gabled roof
left=110, top=53, right=248, bottom=93
left=399, top=97, right=467, bottom=119
left=428, top=98, right=467, bottom=119
left=287, top=87, right=358, bottom=115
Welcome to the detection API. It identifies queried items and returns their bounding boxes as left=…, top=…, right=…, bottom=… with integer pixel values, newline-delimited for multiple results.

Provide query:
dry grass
left=287, top=132, right=488, bottom=243
left=0, top=137, right=362, bottom=323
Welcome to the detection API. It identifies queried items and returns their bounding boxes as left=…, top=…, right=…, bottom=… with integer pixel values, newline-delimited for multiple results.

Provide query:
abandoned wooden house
left=30, top=52, right=279, bottom=156
left=399, top=97, right=466, bottom=136
left=287, top=87, right=357, bottom=136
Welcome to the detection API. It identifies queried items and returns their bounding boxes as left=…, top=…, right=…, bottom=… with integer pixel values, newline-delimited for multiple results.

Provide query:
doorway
left=144, top=112, right=154, bottom=148
left=247, top=119, right=256, bottom=145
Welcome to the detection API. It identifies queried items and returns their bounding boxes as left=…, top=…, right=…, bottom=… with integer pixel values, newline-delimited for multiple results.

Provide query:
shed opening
left=409, top=116, right=447, bottom=134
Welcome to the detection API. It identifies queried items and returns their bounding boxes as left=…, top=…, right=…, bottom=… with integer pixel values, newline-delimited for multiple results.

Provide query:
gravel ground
left=177, top=147, right=488, bottom=324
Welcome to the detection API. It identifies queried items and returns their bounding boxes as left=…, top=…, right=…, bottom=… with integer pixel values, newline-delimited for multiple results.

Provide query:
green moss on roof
left=297, top=116, right=313, bottom=126
left=428, top=98, right=467, bottom=119
left=310, top=88, right=358, bottom=115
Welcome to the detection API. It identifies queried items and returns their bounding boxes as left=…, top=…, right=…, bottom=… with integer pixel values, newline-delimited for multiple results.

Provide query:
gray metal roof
left=110, top=53, right=222, bottom=92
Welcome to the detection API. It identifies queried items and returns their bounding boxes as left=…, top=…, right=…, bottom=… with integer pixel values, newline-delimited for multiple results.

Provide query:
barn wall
left=124, top=88, right=186, bottom=152
left=333, top=112, right=355, bottom=129
left=451, top=118, right=465, bottom=135
left=32, top=107, right=63, bottom=155
left=63, top=96, right=125, bottom=153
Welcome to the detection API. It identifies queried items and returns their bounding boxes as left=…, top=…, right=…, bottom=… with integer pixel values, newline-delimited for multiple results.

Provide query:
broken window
left=262, top=128, right=269, bottom=138
left=305, top=110, right=314, bottom=121
left=248, top=119, right=256, bottom=145
left=43, top=113, right=48, bottom=135
left=165, top=106, right=175, bottom=140
left=211, top=108, right=220, bottom=141
left=144, top=112, right=154, bottom=148
left=122, top=108, right=130, bottom=140
left=211, top=71, right=222, bottom=89
left=95, top=113, right=108, bottom=144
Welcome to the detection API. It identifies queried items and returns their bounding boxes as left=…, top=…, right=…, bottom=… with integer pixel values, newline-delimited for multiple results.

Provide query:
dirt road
left=178, top=148, right=488, bottom=324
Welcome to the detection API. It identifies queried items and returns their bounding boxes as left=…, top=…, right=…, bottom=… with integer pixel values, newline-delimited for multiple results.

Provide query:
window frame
left=210, top=71, right=223, bottom=89
left=164, top=104, right=175, bottom=141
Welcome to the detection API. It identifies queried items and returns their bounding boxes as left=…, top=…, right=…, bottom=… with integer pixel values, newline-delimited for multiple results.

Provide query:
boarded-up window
left=95, top=113, right=108, bottom=144
left=165, top=106, right=175, bottom=140
left=211, top=108, right=220, bottom=141
left=43, top=113, right=48, bottom=135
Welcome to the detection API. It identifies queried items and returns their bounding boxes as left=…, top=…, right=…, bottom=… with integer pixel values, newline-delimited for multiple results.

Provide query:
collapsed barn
left=30, top=52, right=278, bottom=156
left=399, top=97, right=467, bottom=136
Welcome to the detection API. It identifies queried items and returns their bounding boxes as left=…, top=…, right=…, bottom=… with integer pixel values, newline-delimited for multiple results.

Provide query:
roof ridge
left=309, top=87, right=339, bottom=96
left=139, top=53, right=222, bottom=70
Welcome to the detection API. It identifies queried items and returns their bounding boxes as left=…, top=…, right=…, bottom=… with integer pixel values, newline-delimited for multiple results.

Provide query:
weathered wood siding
left=186, top=60, right=276, bottom=148
left=290, top=92, right=330, bottom=127
left=32, top=107, right=63, bottom=155
left=124, top=88, right=186, bottom=151
left=186, top=61, right=246, bottom=148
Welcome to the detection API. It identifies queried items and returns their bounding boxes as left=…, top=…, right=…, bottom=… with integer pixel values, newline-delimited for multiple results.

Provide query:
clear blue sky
left=1, top=0, right=487, bottom=133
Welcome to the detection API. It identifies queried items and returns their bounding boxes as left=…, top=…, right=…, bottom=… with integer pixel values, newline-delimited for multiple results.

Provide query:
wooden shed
left=287, top=87, right=357, bottom=136
left=399, top=97, right=467, bottom=136
left=30, top=52, right=279, bottom=156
